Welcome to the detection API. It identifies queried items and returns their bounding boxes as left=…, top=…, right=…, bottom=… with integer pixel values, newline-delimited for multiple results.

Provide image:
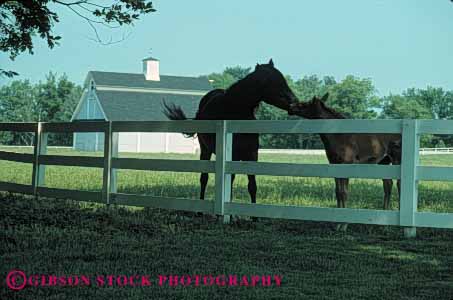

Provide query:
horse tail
left=162, top=100, right=196, bottom=138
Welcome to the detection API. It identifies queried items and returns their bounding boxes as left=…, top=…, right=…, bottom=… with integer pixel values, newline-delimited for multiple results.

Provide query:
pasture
left=1, top=147, right=453, bottom=213
left=1, top=148, right=453, bottom=299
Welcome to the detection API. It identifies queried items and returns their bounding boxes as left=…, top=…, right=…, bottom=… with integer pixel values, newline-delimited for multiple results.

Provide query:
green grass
left=1, top=148, right=453, bottom=299
left=1, top=195, right=453, bottom=299
left=0, top=147, right=452, bottom=212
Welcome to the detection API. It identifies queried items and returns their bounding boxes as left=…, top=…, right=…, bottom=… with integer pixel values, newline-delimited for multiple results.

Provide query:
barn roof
left=142, top=56, right=159, bottom=61
left=72, top=70, right=211, bottom=122
left=95, top=90, right=199, bottom=121
left=89, top=71, right=212, bottom=91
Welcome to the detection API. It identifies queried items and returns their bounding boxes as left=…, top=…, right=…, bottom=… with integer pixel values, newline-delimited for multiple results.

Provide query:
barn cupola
left=142, top=56, right=160, bottom=81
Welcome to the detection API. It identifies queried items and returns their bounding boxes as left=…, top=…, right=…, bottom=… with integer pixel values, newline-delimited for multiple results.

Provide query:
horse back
left=195, top=88, right=259, bottom=161
left=196, top=89, right=225, bottom=120
left=322, top=133, right=401, bottom=164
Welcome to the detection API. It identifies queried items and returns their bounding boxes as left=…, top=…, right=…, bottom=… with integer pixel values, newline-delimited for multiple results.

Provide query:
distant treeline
left=0, top=69, right=452, bottom=148
left=208, top=67, right=453, bottom=149
left=0, top=73, right=81, bottom=146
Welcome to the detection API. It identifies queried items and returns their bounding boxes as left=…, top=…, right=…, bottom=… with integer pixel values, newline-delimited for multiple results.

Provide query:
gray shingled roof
left=142, top=56, right=159, bottom=61
left=96, top=90, right=200, bottom=121
left=90, top=71, right=212, bottom=91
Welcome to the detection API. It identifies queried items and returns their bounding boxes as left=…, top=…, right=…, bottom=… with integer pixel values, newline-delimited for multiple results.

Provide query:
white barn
left=71, top=57, right=211, bottom=153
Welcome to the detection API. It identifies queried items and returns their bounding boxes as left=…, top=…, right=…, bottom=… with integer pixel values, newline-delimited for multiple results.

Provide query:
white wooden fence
left=1, top=119, right=453, bottom=237
left=419, top=147, right=453, bottom=155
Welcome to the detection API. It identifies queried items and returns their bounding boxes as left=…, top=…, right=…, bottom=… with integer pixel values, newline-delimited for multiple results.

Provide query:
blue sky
left=1, top=0, right=452, bottom=96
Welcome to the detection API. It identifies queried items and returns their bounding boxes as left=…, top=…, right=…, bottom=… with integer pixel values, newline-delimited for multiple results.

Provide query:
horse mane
left=224, top=71, right=254, bottom=95
left=195, top=69, right=264, bottom=119
left=311, top=97, right=347, bottom=119
left=322, top=104, right=346, bottom=119
left=224, top=64, right=273, bottom=95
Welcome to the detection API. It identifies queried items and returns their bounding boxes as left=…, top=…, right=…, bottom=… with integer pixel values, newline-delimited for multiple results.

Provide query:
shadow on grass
left=1, top=193, right=453, bottom=299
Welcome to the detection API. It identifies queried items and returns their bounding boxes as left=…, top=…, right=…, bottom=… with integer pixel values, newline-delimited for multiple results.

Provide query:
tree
left=0, top=72, right=82, bottom=145
left=294, top=75, right=325, bottom=100
left=381, top=87, right=453, bottom=120
left=223, top=66, right=251, bottom=81
left=257, top=74, right=382, bottom=148
left=291, top=75, right=335, bottom=149
left=380, top=94, right=432, bottom=119
left=0, top=80, right=38, bottom=145
left=380, top=87, right=453, bottom=147
left=0, top=0, right=156, bottom=77
left=416, top=87, right=453, bottom=120
left=326, top=75, right=380, bottom=119
left=207, top=66, right=251, bottom=89
left=207, top=72, right=236, bottom=89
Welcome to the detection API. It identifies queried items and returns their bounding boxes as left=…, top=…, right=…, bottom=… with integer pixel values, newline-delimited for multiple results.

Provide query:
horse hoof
left=335, top=223, right=349, bottom=232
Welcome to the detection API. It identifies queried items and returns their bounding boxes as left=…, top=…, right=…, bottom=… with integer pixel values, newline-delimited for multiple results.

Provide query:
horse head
left=291, top=93, right=337, bottom=119
left=250, top=59, right=299, bottom=114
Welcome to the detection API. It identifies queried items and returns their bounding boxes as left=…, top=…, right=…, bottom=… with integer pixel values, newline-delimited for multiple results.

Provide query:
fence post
left=400, top=119, right=419, bottom=238
left=110, top=131, right=119, bottom=194
left=102, top=122, right=113, bottom=205
left=32, top=122, right=47, bottom=195
left=214, top=120, right=232, bottom=223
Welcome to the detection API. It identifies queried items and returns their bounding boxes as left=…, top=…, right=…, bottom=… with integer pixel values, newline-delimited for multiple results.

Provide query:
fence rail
left=0, top=119, right=452, bottom=237
left=0, top=146, right=452, bottom=156
left=419, top=148, right=453, bottom=154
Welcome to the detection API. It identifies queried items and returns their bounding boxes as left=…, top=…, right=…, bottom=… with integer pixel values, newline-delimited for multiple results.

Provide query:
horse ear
left=255, top=63, right=260, bottom=70
left=320, top=93, right=329, bottom=102
left=268, top=59, right=274, bottom=67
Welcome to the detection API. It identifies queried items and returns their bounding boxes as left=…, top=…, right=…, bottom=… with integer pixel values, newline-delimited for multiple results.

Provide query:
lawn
left=0, top=147, right=452, bottom=212
left=1, top=147, right=453, bottom=299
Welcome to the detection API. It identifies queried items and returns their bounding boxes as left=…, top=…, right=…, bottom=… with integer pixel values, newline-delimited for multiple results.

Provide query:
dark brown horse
left=163, top=59, right=299, bottom=206
left=292, top=93, right=402, bottom=211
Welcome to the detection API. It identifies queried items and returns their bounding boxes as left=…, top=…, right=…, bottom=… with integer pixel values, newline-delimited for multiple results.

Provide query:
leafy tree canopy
left=0, top=72, right=82, bottom=145
left=326, top=75, right=380, bottom=119
left=207, top=66, right=251, bottom=89
left=0, top=0, right=156, bottom=77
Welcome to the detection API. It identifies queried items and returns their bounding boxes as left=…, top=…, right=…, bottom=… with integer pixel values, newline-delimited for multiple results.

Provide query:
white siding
left=118, top=132, right=199, bottom=154
left=118, top=133, right=138, bottom=152
left=167, top=133, right=199, bottom=154
left=138, top=132, right=166, bottom=153
left=72, top=87, right=200, bottom=154
left=89, top=93, right=105, bottom=119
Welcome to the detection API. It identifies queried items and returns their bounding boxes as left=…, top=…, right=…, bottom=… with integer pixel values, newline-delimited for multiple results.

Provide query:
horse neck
left=224, top=77, right=261, bottom=114
left=314, top=108, right=348, bottom=162
left=196, top=85, right=258, bottom=120
left=317, top=106, right=346, bottom=120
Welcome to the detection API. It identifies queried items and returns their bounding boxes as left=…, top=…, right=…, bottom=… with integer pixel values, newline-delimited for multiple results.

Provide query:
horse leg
left=334, top=178, right=342, bottom=231
left=341, top=179, right=350, bottom=231
left=335, top=178, right=348, bottom=208
left=247, top=175, right=257, bottom=204
left=246, top=148, right=258, bottom=221
left=397, top=179, right=401, bottom=209
left=382, top=179, right=393, bottom=210
left=230, top=173, right=236, bottom=200
left=200, top=173, right=208, bottom=200
left=341, top=178, right=349, bottom=208
left=199, top=146, right=212, bottom=200
left=246, top=175, right=258, bottom=222
left=198, top=147, right=212, bottom=217
left=335, top=178, right=349, bottom=231
left=379, top=157, right=393, bottom=210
